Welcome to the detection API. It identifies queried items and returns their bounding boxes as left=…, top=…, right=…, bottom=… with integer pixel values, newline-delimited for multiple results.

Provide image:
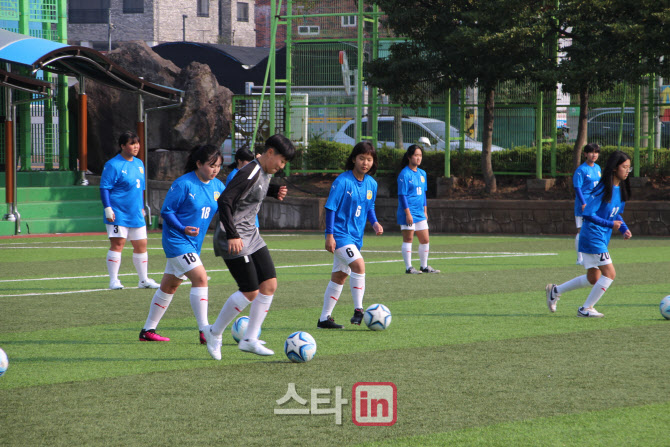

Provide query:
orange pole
left=5, top=118, right=14, bottom=205
left=137, top=120, right=146, bottom=164
left=78, top=93, right=87, bottom=173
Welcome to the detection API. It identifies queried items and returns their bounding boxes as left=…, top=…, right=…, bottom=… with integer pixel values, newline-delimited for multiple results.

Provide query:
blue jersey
left=161, top=171, right=225, bottom=258
left=226, top=167, right=259, bottom=228
left=396, top=166, right=427, bottom=225
left=100, top=154, right=146, bottom=227
left=578, top=186, right=625, bottom=254
left=325, top=170, right=378, bottom=250
left=573, top=162, right=601, bottom=217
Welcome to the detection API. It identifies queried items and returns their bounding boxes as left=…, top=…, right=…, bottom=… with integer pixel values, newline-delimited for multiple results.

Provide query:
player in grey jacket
left=203, top=134, right=296, bottom=359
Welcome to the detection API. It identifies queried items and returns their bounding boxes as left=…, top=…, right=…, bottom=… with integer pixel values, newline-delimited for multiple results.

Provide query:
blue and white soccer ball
left=660, top=296, right=670, bottom=320
left=364, top=303, right=392, bottom=331
left=284, top=331, right=317, bottom=363
left=0, top=348, right=8, bottom=377
left=231, top=316, right=261, bottom=343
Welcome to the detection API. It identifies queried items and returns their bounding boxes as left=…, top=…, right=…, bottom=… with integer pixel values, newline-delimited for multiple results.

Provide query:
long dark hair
left=594, top=150, right=631, bottom=203
left=345, top=141, right=378, bottom=176
left=117, top=131, right=139, bottom=154
left=185, top=144, right=223, bottom=174
left=229, top=147, right=255, bottom=169
left=401, top=144, right=424, bottom=169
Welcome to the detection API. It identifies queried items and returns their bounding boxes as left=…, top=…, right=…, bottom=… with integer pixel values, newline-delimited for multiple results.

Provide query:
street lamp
left=182, top=15, right=188, bottom=42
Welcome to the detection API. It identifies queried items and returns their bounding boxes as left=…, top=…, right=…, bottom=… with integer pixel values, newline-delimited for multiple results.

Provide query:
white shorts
left=575, top=216, right=583, bottom=229
left=165, top=253, right=203, bottom=280
left=106, top=224, right=147, bottom=241
left=332, top=244, right=363, bottom=275
left=401, top=219, right=429, bottom=232
left=581, top=252, right=613, bottom=270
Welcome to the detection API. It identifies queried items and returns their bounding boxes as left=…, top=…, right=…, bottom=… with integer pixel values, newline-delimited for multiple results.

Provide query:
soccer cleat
left=350, top=308, right=364, bottom=325
left=109, top=279, right=124, bottom=290
left=577, top=306, right=604, bottom=318
left=199, top=330, right=206, bottom=345
left=139, top=329, right=170, bottom=342
left=138, top=278, right=160, bottom=289
left=202, top=325, right=222, bottom=360
left=317, top=316, right=344, bottom=329
left=405, top=266, right=422, bottom=274
left=239, top=338, right=274, bottom=356
left=545, top=284, right=561, bottom=312
left=420, top=266, right=440, bottom=273
left=576, top=259, right=584, bottom=266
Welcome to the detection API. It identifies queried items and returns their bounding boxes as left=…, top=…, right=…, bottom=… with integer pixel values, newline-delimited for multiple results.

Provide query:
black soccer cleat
left=350, top=308, right=364, bottom=325
left=317, top=316, right=344, bottom=329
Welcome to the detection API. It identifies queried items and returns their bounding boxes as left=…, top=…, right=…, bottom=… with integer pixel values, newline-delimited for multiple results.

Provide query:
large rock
left=71, top=41, right=233, bottom=175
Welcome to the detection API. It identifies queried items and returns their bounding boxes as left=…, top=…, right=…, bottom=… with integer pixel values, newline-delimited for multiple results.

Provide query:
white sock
left=245, top=293, right=273, bottom=342
left=350, top=272, right=365, bottom=309
left=575, top=234, right=583, bottom=262
left=143, top=289, right=174, bottom=330
left=133, top=252, right=149, bottom=282
left=211, top=291, right=251, bottom=335
left=583, top=276, right=613, bottom=309
left=107, top=250, right=122, bottom=282
left=556, top=275, right=590, bottom=294
left=419, top=243, right=429, bottom=269
left=320, top=281, right=344, bottom=321
left=402, top=242, right=413, bottom=269
left=189, top=287, right=209, bottom=331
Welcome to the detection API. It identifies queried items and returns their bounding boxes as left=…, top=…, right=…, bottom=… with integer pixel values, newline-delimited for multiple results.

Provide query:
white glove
left=104, top=207, right=115, bottom=221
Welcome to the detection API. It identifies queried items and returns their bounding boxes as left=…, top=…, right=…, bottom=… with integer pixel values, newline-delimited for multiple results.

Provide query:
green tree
left=366, top=0, right=553, bottom=193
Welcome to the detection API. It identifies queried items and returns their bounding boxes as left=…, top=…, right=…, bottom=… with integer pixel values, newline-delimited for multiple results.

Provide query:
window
left=197, top=0, right=209, bottom=17
left=341, top=15, right=356, bottom=27
left=297, top=25, right=320, bottom=36
left=237, top=2, right=249, bottom=22
left=68, top=0, right=110, bottom=24
left=123, top=0, right=143, bottom=14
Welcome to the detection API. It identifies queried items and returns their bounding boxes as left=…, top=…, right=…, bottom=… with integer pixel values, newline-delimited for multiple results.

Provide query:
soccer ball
left=0, top=348, right=8, bottom=377
left=364, top=303, right=392, bottom=331
left=231, top=316, right=261, bottom=343
left=284, top=331, right=317, bottom=363
left=660, top=296, right=670, bottom=320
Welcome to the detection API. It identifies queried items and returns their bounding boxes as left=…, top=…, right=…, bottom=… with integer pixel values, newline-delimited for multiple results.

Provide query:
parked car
left=333, top=116, right=504, bottom=151
left=587, top=107, right=669, bottom=148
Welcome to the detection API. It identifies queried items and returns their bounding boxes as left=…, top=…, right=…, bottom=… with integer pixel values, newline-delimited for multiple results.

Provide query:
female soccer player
left=573, top=143, right=601, bottom=265
left=546, top=150, right=632, bottom=317
left=100, top=131, right=159, bottom=290
left=316, top=141, right=384, bottom=329
left=203, top=134, right=296, bottom=359
left=138, top=145, right=225, bottom=342
left=397, top=144, right=439, bottom=274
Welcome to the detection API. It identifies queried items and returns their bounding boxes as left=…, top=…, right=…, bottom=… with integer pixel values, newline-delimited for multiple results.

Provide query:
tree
left=366, top=0, right=553, bottom=193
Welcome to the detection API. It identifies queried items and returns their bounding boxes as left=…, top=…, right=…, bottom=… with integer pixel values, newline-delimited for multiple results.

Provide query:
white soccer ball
left=364, top=303, right=392, bottom=331
left=0, top=348, right=8, bottom=377
left=660, top=296, right=670, bottom=320
left=231, top=316, right=261, bottom=343
left=284, top=331, right=317, bottom=363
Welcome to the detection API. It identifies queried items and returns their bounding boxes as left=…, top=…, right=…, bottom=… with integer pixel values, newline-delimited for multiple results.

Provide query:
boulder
left=71, top=41, right=233, bottom=176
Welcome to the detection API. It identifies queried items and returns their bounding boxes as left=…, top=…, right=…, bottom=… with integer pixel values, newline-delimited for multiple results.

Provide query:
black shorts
left=224, top=245, right=276, bottom=292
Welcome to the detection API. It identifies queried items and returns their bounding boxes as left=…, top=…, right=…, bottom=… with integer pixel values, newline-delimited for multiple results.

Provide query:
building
left=68, top=0, right=255, bottom=50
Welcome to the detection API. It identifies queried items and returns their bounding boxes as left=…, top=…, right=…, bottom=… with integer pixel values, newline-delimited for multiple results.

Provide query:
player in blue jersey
left=100, top=131, right=159, bottom=290
left=138, top=145, right=224, bottom=342
left=317, top=141, right=384, bottom=329
left=572, top=143, right=601, bottom=265
left=397, top=144, right=440, bottom=275
left=546, top=150, right=632, bottom=318
left=226, top=147, right=259, bottom=228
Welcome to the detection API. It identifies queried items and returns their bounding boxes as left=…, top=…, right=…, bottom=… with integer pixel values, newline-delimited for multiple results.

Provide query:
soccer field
left=1, top=232, right=669, bottom=446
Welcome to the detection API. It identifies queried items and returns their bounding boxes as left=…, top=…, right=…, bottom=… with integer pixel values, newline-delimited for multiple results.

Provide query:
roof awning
left=0, top=29, right=182, bottom=102
left=0, top=67, right=51, bottom=95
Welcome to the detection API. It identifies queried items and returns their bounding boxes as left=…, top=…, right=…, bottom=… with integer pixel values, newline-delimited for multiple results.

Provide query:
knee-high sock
left=245, top=293, right=273, bottom=342
left=143, top=289, right=174, bottom=330
left=132, top=252, right=149, bottom=282
left=350, top=272, right=365, bottom=309
left=107, top=250, right=122, bottom=282
left=583, top=276, right=613, bottom=309
left=556, top=275, right=590, bottom=294
left=189, top=287, right=209, bottom=331
left=402, top=242, right=413, bottom=269
left=575, top=234, right=583, bottom=262
left=211, top=291, right=251, bottom=336
left=320, top=281, right=344, bottom=321
left=419, top=243, right=430, bottom=269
